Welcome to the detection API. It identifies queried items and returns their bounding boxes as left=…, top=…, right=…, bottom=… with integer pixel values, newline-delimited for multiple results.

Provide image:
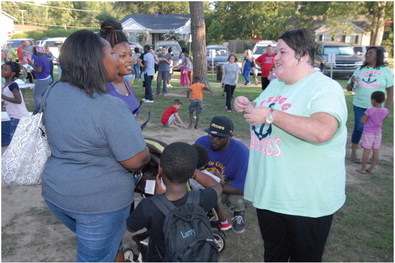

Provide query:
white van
left=39, top=37, right=67, bottom=62
left=252, top=40, right=277, bottom=59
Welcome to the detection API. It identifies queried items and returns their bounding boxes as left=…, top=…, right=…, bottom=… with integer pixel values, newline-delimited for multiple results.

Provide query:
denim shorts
left=189, top=99, right=203, bottom=113
left=45, top=200, right=130, bottom=262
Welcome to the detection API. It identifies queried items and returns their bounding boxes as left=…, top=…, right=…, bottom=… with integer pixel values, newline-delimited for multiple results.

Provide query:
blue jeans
left=242, top=67, right=251, bottom=84
left=133, top=64, right=140, bottom=80
left=144, top=74, right=153, bottom=101
left=45, top=200, right=130, bottom=262
left=351, top=105, right=366, bottom=144
left=9, top=117, right=20, bottom=140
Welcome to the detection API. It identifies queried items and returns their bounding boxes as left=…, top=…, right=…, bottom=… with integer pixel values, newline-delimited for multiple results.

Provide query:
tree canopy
left=2, top=1, right=393, bottom=46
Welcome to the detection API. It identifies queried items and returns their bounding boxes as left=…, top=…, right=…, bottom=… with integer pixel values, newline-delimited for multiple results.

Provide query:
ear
left=158, top=165, right=164, bottom=176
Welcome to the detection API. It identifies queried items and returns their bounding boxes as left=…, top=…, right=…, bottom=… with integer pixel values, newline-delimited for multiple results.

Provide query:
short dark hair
left=144, top=45, right=151, bottom=50
left=3, top=61, right=21, bottom=79
left=59, top=30, right=109, bottom=97
left=134, top=47, right=140, bottom=53
left=192, top=144, right=208, bottom=169
left=361, top=46, right=385, bottom=69
left=227, top=54, right=238, bottom=62
left=279, top=28, right=315, bottom=66
left=99, top=18, right=129, bottom=48
left=193, top=75, right=200, bottom=83
left=371, top=91, right=386, bottom=104
left=160, top=142, right=198, bottom=184
left=173, top=99, right=183, bottom=105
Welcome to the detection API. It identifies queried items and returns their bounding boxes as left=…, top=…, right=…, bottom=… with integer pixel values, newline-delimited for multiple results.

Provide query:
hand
left=243, top=107, right=269, bottom=126
left=234, top=96, right=250, bottom=112
left=351, top=76, right=359, bottom=83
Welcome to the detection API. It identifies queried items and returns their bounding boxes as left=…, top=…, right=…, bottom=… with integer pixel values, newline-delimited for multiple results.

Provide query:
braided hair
left=99, top=18, right=129, bottom=48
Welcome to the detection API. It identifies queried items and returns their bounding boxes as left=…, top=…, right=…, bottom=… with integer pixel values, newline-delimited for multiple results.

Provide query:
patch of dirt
left=1, top=123, right=392, bottom=262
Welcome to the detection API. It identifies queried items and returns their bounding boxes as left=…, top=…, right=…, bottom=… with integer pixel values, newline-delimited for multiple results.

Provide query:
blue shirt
left=34, top=55, right=50, bottom=79
left=195, top=136, right=249, bottom=190
left=42, top=82, right=146, bottom=214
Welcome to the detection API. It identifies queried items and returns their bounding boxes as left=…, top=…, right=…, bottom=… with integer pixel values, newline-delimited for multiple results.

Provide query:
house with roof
left=120, top=14, right=191, bottom=46
left=1, top=11, right=17, bottom=46
left=314, top=20, right=371, bottom=46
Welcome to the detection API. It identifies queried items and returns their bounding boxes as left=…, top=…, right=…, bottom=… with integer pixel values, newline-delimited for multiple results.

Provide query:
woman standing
left=132, top=47, right=141, bottom=83
left=234, top=28, right=348, bottom=262
left=221, top=54, right=240, bottom=112
left=100, top=19, right=142, bottom=116
left=44, top=45, right=54, bottom=81
left=241, top=49, right=254, bottom=85
left=178, top=50, right=193, bottom=86
left=42, top=30, right=150, bottom=262
left=346, top=46, right=393, bottom=162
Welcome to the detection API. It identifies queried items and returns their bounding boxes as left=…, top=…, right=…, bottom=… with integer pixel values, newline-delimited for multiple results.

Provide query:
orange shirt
left=17, top=46, right=25, bottom=61
left=189, top=83, right=205, bottom=101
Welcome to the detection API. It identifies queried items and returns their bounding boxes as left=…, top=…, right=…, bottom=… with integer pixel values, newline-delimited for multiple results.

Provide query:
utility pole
left=19, top=9, right=26, bottom=25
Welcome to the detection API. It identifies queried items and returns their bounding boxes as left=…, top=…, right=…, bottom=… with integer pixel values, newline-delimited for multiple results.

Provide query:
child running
left=1, top=61, right=29, bottom=140
left=189, top=143, right=232, bottom=231
left=187, top=75, right=214, bottom=129
left=356, top=91, right=389, bottom=174
left=126, top=142, right=222, bottom=261
left=160, top=99, right=188, bottom=128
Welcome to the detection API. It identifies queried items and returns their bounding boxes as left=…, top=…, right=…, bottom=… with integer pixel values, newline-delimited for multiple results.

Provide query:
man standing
left=255, top=45, right=276, bottom=91
left=156, top=47, right=172, bottom=96
left=28, top=46, right=51, bottom=107
left=195, top=116, right=249, bottom=233
left=142, top=45, right=155, bottom=103
left=17, top=41, right=27, bottom=62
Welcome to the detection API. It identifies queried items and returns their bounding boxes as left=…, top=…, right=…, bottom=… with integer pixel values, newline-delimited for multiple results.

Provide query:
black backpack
left=151, top=191, right=219, bottom=262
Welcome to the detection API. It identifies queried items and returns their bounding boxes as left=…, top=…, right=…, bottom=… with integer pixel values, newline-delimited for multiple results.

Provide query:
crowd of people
left=2, top=22, right=393, bottom=262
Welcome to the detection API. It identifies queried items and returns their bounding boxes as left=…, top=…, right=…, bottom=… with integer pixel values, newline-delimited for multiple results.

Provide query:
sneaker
left=144, top=99, right=154, bottom=103
left=231, top=212, right=245, bottom=233
left=220, top=219, right=232, bottom=231
left=167, top=84, right=173, bottom=88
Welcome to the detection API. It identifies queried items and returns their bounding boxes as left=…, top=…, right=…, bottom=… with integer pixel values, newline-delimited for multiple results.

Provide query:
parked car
left=38, top=37, right=67, bottom=63
left=155, top=40, right=182, bottom=62
left=314, top=42, right=363, bottom=76
left=6, top=38, right=35, bottom=51
left=353, top=45, right=389, bottom=64
left=206, top=45, right=229, bottom=71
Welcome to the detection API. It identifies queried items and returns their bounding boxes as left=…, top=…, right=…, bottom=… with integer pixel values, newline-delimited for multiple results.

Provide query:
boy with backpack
left=127, top=142, right=222, bottom=262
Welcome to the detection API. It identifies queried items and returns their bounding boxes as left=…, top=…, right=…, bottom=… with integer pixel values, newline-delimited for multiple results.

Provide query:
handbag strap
left=33, top=81, right=59, bottom=115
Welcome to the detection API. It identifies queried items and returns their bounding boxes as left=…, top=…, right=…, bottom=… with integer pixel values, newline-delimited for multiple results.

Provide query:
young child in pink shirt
left=356, top=91, right=389, bottom=174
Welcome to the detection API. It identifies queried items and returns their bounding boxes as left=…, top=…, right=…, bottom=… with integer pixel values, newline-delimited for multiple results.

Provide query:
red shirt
left=255, top=53, right=276, bottom=78
left=17, top=46, right=25, bottom=61
left=161, top=105, right=178, bottom=124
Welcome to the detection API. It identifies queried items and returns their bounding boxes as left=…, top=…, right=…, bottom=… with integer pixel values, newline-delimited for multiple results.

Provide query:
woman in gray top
left=42, top=30, right=150, bottom=262
left=221, top=54, right=240, bottom=112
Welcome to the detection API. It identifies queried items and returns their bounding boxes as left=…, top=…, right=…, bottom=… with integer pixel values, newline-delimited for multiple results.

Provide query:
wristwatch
left=266, top=107, right=275, bottom=124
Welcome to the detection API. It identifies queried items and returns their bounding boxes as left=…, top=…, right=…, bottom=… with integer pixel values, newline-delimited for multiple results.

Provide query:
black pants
left=256, top=209, right=333, bottom=262
left=261, top=77, right=270, bottom=90
left=224, top=84, right=236, bottom=111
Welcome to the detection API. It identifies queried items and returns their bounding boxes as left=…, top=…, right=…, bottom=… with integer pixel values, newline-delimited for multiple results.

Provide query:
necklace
left=114, top=81, right=130, bottom=96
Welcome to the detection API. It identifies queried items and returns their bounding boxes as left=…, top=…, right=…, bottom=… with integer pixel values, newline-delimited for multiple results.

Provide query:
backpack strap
left=151, top=194, right=176, bottom=216
left=186, top=190, right=201, bottom=206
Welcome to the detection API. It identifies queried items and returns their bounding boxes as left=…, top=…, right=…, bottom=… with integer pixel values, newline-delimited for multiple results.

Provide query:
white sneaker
left=144, top=99, right=154, bottom=103
left=167, top=84, right=173, bottom=88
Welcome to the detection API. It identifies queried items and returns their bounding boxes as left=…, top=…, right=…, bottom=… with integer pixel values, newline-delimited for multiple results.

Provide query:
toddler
left=356, top=91, right=388, bottom=174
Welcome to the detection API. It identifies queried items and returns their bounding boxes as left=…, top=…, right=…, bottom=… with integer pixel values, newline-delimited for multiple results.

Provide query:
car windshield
left=45, top=41, right=63, bottom=47
left=323, top=46, right=355, bottom=56
left=207, top=48, right=228, bottom=56
left=6, top=41, right=22, bottom=49
left=158, top=44, right=181, bottom=53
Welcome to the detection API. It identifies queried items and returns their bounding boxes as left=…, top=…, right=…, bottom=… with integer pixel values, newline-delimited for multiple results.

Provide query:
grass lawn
left=20, top=70, right=393, bottom=261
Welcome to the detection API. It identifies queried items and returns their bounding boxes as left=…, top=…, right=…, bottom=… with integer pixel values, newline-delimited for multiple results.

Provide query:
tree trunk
left=370, top=1, right=386, bottom=46
left=189, top=2, right=208, bottom=85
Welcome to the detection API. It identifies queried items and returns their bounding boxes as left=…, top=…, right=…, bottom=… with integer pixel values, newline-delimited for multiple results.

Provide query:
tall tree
left=189, top=1, right=208, bottom=85
left=367, top=1, right=388, bottom=46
